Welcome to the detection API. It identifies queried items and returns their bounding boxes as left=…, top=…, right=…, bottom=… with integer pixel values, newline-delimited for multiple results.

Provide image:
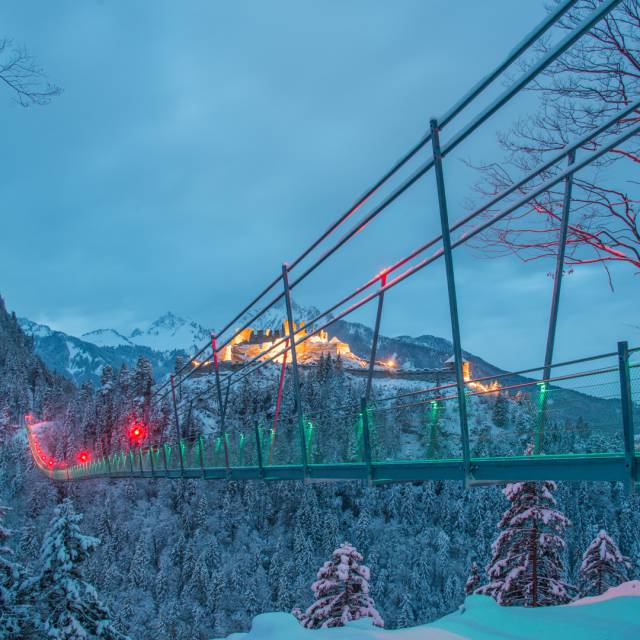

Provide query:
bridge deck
left=31, top=452, right=639, bottom=485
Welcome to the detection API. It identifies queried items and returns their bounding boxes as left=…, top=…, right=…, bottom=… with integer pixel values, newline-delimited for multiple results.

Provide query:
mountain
left=128, top=311, right=211, bottom=353
left=20, top=304, right=503, bottom=387
left=239, top=298, right=321, bottom=333
left=329, top=318, right=504, bottom=377
left=81, top=328, right=134, bottom=348
left=86, top=312, right=211, bottom=354
left=19, top=318, right=183, bottom=387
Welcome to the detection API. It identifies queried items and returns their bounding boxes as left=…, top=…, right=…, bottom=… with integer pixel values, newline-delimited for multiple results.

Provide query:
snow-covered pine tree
left=1, top=504, right=36, bottom=639
left=579, top=529, right=631, bottom=597
left=464, top=561, right=481, bottom=595
left=477, top=477, right=572, bottom=607
left=38, top=498, right=129, bottom=640
left=293, top=542, right=383, bottom=629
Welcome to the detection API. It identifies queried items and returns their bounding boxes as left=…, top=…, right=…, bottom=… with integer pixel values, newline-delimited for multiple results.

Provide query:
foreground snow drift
left=216, top=583, right=640, bottom=640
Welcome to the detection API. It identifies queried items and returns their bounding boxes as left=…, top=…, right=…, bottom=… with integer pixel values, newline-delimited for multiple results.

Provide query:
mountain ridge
left=20, top=305, right=503, bottom=385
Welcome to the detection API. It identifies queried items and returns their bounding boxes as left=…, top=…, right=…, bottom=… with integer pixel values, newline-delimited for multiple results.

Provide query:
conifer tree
left=492, top=393, right=509, bottom=429
left=579, top=529, right=631, bottom=597
left=464, top=561, right=481, bottom=595
left=0, top=504, right=36, bottom=639
left=293, top=542, right=383, bottom=629
left=38, top=498, right=128, bottom=639
left=477, top=478, right=572, bottom=607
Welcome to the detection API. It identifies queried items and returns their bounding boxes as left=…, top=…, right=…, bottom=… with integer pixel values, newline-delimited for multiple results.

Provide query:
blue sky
left=1, top=0, right=637, bottom=371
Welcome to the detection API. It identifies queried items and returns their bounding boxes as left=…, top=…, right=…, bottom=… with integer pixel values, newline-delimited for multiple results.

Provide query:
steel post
left=270, top=338, right=289, bottom=465
left=430, top=118, right=471, bottom=484
left=618, top=341, right=636, bottom=494
left=365, top=273, right=387, bottom=401
left=198, top=436, right=206, bottom=478
left=255, top=425, right=265, bottom=479
left=537, top=150, right=576, bottom=453
left=170, top=374, right=185, bottom=475
left=282, top=263, right=309, bottom=474
left=162, top=443, right=169, bottom=473
left=360, top=397, right=374, bottom=484
left=211, top=333, right=231, bottom=474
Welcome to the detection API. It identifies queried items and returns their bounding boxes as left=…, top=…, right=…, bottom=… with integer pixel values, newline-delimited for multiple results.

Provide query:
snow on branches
left=293, top=542, right=383, bottom=629
left=465, top=562, right=481, bottom=596
left=478, top=480, right=573, bottom=607
left=38, top=498, right=128, bottom=640
left=579, top=529, right=631, bottom=597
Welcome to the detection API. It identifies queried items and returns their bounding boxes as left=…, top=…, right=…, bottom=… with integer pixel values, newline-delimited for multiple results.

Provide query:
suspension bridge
left=27, top=0, right=639, bottom=490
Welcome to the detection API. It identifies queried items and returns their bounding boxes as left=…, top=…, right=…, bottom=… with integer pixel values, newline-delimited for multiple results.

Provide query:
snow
left=569, top=580, right=640, bottom=606
left=216, top=590, right=640, bottom=640
left=81, top=328, right=133, bottom=348
left=18, top=317, right=54, bottom=338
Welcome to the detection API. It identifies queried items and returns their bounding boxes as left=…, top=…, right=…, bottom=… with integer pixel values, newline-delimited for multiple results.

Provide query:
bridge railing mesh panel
left=305, top=405, right=363, bottom=465
left=367, top=396, right=463, bottom=462
left=463, top=355, right=627, bottom=458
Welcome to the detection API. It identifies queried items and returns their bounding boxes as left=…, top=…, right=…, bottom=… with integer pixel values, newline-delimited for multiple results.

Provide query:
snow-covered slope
left=127, top=311, right=210, bottom=353
left=81, top=328, right=134, bottom=348
left=245, top=299, right=322, bottom=332
left=216, top=585, right=640, bottom=640
left=19, top=318, right=183, bottom=386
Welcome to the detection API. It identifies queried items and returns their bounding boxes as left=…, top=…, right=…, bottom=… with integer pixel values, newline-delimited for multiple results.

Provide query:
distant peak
left=81, top=328, right=133, bottom=348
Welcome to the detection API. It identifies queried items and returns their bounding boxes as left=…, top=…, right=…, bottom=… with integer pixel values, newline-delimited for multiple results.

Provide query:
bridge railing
left=33, top=344, right=636, bottom=486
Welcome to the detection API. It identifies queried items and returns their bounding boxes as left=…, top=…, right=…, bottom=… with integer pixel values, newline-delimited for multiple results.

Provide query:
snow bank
left=569, top=580, right=640, bottom=606
left=215, top=589, right=640, bottom=640
left=217, top=613, right=463, bottom=640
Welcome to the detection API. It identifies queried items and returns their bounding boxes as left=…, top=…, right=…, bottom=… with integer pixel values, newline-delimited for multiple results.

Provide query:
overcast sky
left=1, top=0, right=637, bottom=371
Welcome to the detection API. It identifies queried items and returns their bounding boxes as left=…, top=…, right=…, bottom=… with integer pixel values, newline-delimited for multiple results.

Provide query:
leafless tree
left=470, top=0, right=639, bottom=285
left=0, top=38, right=61, bottom=106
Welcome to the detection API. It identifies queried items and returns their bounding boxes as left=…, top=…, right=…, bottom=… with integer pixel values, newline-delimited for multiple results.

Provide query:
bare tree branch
left=0, top=38, right=61, bottom=107
left=469, top=0, right=640, bottom=280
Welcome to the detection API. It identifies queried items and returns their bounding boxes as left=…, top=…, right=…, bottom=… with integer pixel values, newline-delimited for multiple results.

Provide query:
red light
left=47, top=459, right=54, bottom=467
left=78, top=451, right=90, bottom=464
left=128, top=422, right=146, bottom=443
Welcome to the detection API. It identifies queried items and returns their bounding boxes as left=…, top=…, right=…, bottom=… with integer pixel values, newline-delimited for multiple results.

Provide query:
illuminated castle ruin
left=218, top=320, right=368, bottom=366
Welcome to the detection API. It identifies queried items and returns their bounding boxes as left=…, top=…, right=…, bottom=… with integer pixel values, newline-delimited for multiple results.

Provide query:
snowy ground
left=215, top=583, right=640, bottom=640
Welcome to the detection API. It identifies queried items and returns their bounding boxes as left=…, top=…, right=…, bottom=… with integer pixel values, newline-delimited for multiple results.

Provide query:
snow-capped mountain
left=84, top=312, right=211, bottom=354
left=128, top=311, right=211, bottom=353
left=19, top=318, right=183, bottom=387
left=81, top=328, right=134, bottom=348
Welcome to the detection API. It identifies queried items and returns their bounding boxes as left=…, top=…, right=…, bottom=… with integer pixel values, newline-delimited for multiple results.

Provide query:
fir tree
left=492, top=393, right=509, bottom=429
left=0, top=504, right=36, bottom=639
left=293, top=542, right=383, bottom=629
left=579, top=530, right=631, bottom=597
left=38, top=498, right=128, bottom=639
left=478, top=479, right=572, bottom=607
left=464, top=561, right=481, bottom=595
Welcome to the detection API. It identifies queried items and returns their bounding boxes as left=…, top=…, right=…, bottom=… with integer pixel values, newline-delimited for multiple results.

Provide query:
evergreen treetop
left=294, top=542, right=383, bottom=629
left=579, top=529, right=631, bottom=597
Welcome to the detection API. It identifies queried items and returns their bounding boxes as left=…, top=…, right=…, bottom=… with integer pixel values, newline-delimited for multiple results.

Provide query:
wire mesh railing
left=27, top=345, right=638, bottom=484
